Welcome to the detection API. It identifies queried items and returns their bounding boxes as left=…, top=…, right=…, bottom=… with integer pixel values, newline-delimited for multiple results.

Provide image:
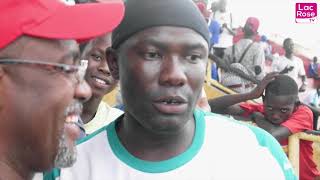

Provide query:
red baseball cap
left=0, top=0, right=125, bottom=49
left=245, top=17, right=260, bottom=34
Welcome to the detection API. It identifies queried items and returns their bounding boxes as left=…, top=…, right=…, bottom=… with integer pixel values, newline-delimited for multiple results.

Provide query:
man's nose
left=98, top=60, right=111, bottom=76
left=159, top=57, right=187, bottom=87
left=74, top=80, right=92, bottom=102
left=271, top=112, right=281, bottom=120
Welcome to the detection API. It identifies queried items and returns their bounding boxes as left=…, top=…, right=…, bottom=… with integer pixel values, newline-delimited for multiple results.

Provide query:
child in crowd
left=209, top=73, right=319, bottom=180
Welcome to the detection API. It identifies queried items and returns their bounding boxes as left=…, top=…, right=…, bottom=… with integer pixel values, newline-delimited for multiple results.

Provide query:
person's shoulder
left=296, top=104, right=313, bottom=117
left=77, top=122, right=110, bottom=146
left=204, top=111, right=284, bottom=144
left=204, top=111, right=269, bottom=140
left=277, top=55, right=287, bottom=60
left=293, top=55, right=303, bottom=62
left=273, top=55, right=288, bottom=64
left=236, top=38, right=249, bottom=45
left=109, top=106, right=124, bottom=117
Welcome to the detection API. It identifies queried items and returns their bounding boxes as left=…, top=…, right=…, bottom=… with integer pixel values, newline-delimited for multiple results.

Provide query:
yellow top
left=83, top=101, right=123, bottom=134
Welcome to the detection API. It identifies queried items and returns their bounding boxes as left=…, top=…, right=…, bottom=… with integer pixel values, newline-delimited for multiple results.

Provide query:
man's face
left=263, top=94, right=296, bottom=125
left=284, top=39, right=294, bottom=54
left=83, top=35, right=117, bottom=97
left=243, top=23, right=255, bottom=36
left=115, top=26, right=208, bottom=134
left=0, top=36, right=91, bottom=170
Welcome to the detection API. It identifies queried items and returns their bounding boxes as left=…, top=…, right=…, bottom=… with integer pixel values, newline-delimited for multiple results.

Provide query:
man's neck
left=243, top=34, right=254, bottom=40
left=81, top=96, right=102, bottom=124
left=116, top=114, right=195, bottom=161
left=0, top=160, right=32, bottom=180
left=285, top=52, right=293, bottom=59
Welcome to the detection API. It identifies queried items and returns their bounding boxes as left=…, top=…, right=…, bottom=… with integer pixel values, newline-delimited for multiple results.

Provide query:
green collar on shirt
left=106, top=109, right=205, bottom=173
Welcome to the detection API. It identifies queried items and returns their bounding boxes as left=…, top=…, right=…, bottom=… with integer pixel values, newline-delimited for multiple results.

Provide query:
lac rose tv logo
left=295, top=3, right=317, bottom=23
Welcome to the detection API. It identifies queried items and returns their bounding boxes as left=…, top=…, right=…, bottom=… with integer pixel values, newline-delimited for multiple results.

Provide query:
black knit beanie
left=112, top=0, right=210, bottom=49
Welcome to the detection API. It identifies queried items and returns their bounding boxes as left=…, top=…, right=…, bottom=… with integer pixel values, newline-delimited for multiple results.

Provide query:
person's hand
left=222, top=23, right=228, bottom=28
left=250, top=112, right=265, bottom=124
left=299, top=84, right=307, bottom=92
left=250, top=72, right=279, bottom=99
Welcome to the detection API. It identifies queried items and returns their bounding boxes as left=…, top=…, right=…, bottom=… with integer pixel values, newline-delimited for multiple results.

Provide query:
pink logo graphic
left=296, top=3, right=317, bottom=23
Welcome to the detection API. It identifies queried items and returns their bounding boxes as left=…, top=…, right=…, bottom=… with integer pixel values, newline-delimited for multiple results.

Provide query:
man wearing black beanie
left=44, top=0, right=297, bottom=179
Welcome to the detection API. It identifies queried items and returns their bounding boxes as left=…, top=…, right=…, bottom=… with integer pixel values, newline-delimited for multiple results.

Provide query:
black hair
left=313, top=56, right=318, bottom=62
left=283, top=38, right=292, bottom=47
left=265, top=75, right=298, bottom=96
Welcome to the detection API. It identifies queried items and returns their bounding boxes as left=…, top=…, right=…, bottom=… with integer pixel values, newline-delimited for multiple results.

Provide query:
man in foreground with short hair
left=45, top=0, right=296, bottom=179
left=0, top=0, right=124, bottom=179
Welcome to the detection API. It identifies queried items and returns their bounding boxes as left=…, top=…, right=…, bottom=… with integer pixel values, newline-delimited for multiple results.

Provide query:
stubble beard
left=53, top=132, right=77, bottom=168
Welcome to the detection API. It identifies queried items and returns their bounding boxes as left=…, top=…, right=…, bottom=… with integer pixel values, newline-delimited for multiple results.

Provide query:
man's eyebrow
left=184, top=43, right=207, bottom=51
left=139, top=38, right=207, bottom=51
left=139, top=38, right=168, bottom=50
left=59, top=50, right=80, bottom=64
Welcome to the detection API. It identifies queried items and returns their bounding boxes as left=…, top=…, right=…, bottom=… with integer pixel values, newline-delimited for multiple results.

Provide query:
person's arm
left=299, top=75, right=307, bottom=92
left=298, top=59, right=307, bottom=92
left=253, top=44, right=266, bottom=80
left=209, top=72, right=278, bottom=114
left=209, top=53, right=259, bottom=83
left=251, top=112, right=292, bottom=141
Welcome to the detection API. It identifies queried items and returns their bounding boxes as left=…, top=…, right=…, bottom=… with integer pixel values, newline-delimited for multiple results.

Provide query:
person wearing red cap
left=45, top=0, right=296, bottom=179
left=219, top=17, right=266, bottom=93
left=0, top=0, right=124, bottom=179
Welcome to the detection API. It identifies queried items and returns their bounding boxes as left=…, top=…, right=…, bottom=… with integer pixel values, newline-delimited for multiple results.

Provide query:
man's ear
left=106, top=47, right=120, bottom=80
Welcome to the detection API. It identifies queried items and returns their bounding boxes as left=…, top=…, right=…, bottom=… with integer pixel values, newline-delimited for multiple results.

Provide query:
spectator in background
left=308, top=56, right=320, bottom=80
left=196, top=1, right=210, bottom=22
left=210, top=74, right=319, bottom=180
left=80, top=34, right=123, bottom=135
left=302, top=79, right=320, bottom=130
left=219, top=17, right=265, bottom=93
left=211, top=0, right=234, bottom=49
left=208, top=20, right=221, bottom=50
left=272, top=38, right=307, bottom=92
left=260, top=35, right=273, bottom=63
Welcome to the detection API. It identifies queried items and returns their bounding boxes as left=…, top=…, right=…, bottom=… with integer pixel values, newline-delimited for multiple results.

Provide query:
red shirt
left=240, top=103, right=319, bottom=180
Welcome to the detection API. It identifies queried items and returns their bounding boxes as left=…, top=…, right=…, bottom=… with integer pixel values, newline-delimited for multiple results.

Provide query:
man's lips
left=64, top=114, right=81, bottom=143
left=152, top=96, right=188, bottom=114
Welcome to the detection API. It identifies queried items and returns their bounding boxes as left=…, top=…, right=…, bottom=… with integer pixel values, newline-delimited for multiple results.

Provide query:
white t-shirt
left=83, top=101, right=123, bottom=134
left=212, top=11, right=233, bottom=48
left=271, top=56, right=306, bottom=86
left=43, top=110, right=297, bottom=180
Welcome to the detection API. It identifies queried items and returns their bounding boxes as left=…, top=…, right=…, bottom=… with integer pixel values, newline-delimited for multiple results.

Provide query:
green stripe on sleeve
left=43, top=168, right=60, bottom=180
left=247, top=125, right=298, bottom=180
